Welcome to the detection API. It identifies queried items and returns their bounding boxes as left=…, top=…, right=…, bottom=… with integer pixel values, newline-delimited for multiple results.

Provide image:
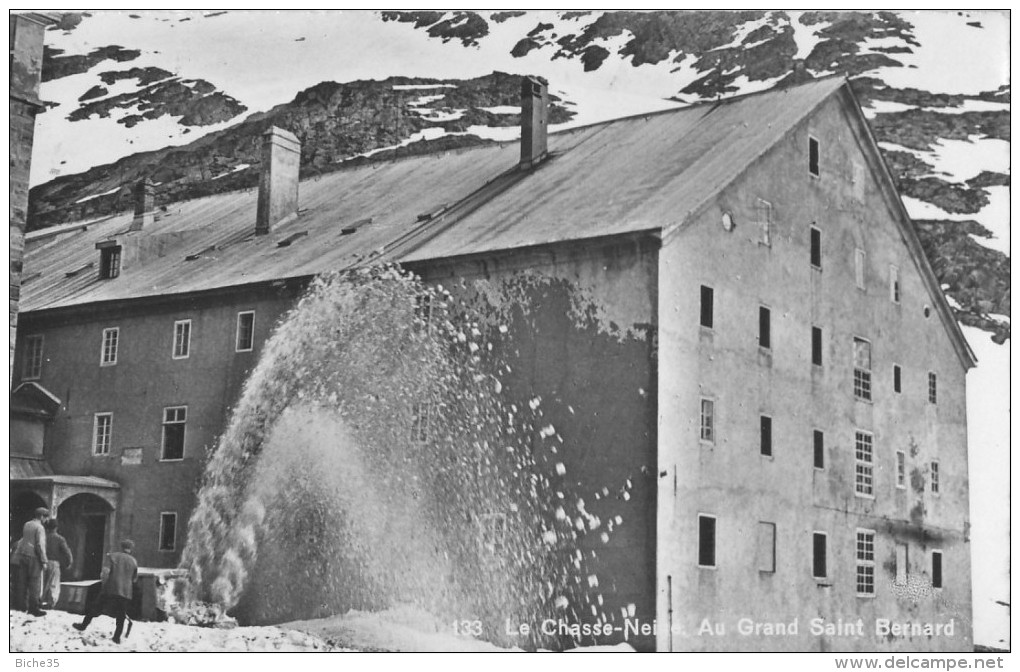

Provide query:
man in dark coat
left=73, top=539, right=138, bottom=644
left=10, top=507, right=49, bottom=616
left=42, top=519, right=73, bottom=608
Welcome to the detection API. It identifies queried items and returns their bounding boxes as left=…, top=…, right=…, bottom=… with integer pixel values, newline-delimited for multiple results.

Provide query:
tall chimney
left=256, top=126, right=301, bottom=236
left=128, top=177, right=154, bottom=231
left=520, top=76, right=549, bottom=170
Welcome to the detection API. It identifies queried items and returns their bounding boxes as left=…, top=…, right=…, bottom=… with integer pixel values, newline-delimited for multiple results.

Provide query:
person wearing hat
left=73, top=539, right=138, bottom=644
left=10, top=507, right=50, bottom=616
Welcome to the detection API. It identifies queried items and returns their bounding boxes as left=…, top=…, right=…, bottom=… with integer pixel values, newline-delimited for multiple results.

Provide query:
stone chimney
left=520, top=76, right=549, bottom=170
left=128, top=177, right=154, bottom=231
left=256, top=126, right=301, bottom=236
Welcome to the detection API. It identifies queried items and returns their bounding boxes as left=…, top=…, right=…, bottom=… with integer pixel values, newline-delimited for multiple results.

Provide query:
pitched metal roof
left=21, top=77, right=846, bottom=314
left=10, top=456, right=54, bottom=480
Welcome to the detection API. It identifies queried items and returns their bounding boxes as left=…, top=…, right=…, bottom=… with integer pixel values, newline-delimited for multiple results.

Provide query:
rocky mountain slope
left=28, top=11, right=1009, bottom=341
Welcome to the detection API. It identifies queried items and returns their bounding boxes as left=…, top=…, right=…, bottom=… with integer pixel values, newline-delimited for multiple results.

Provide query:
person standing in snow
left=41, top=519, right=73, bottom=609
left=10, top=507, right=49, bottom=616
left=73, top=539, right=138, bottom=644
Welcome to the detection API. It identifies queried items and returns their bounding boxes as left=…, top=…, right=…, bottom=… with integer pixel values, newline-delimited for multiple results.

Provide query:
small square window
left=161, top=406, right=187, bottom=460
left=810, top=227, right=822, bottom=269
left=757, top=521, right=776, bottom=573
left=758, top=306, right=771, bottom=350
left=931, top=550, right=943, bottom=589
left=812, top=532, right=827, bottom=579
left=760, top=415, right=772, bottom=457
left=173, top=320, right=191, bottom=359
left=101, top=327, right=119, bottom=366
left=813, top=430, right=825, bottom=469
left=236, top=311, right=255, bottom=352
left=928, top=372, right=937, bottom=404
left=23, top=334, right=44, bottom=380
left=159, top=512, right=177, bottom=551
left=698, top=514, right=716, bottom=568
left=809, top=137, right=820, bottom=177
left=93, top=413, right=113, bottom=456
left=700, top=285, right=714, bottom=329
left=700, top=398, right=715, bottom=443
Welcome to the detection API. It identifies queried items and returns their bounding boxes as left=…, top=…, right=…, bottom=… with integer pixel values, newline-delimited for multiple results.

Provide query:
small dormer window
left=99, top=245, right=121, bottom=279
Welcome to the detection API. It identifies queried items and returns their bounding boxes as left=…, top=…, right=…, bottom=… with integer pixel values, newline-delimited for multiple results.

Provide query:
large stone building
left=10, top=76, right=974, bottom=651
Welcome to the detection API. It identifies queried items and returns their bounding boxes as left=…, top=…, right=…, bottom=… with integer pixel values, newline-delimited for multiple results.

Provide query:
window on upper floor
left=810, top=226, right=822, bottom=269
left=856, top=529, right=876, bottom=596
left=698, top=514, right=716, bottom=568
left=99, top=245, right=121, bottom=280
left=812, top=326, right=823, bottom=366
left=931, top=550, right=943, bottom=589
left=813, top=430, right=825, bottom=469
left=159, top=512, right=177, bottom=551
left=756, top=199, right=772, bottom=247
left=896, top=450, right=906, bottom=489
left=700, top=398, right=715, bottom=444
left=760, top=415, right=773, bottom=457
left=236, top=311, right=255, bottom=352
left=93, top=413, right=112, bottom=456
left=930, top=460, right=940, bottom=495
left=809, top=137, right=820, bottom=177
left=173, top=320, right=191, bottom=359
left=855, top=431, right=874, bottom=498
left=700, top=285, right=714, bottom=329
left=812, top=532, right=828, bottom=580
left=853, top=337, right=872, bottom=402
left=23, top=334, right=43, bottom=380
left=928, top=372, right=938, bottom=404
left=161, top=406, right=187, bottom=460
left=758, top=306, right=771, bottom=350
left=757, top=522, right=776, bottom=573
left=890, top=265, right=901, bottom=304
left=101, top=327, right=119, bottom=366
left=855, top=248, right=866, bottom=290
left=893, top=364, right=902, bottom=394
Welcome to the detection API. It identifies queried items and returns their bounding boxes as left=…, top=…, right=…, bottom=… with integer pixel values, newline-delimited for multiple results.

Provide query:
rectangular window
left=756, top=199, right=772, bottom=247
left=809, top=137, right=820, bottom=177
left=856, top=529, right=876, bottom=596
left=161, top=406, right=187, bottom=460
left=479, top=513, right=506, bottom=555
left=757, top=522, right=776, bottom=573
left=812, top=532, right=827, bottom=579
left=93, top=413, right=113, bottom=456
left=99, top=246, right=121, bottom=280
left=930, top=461, right=940, bottom=495
left=893, top=365, right=902, bottom=393
left=758, top=306, right=771, bottom=350
left=173, top=320, right=191, bottom=359
left=895, top=543, right=908, bottom=586
left=760, top=415, right=772, bottom=457
left=810, top=227, right=822, bottom=269
left=928, top=372, right=937, bottom=404
left=812, top=326, right=823, bottom=366
left=236, top=311, right=255, bottom=352
left=700, top=398, right=715, bottom=443
left=411, top=402, right=431, bottom=443
left=855, top=431, right=874, bottom=497
left=890, top=265, right=901, bottom=304
left=813, top=430, right=825, bottom=469
left=23, top=334, right=44, bottom=380
left=855, top=248, right=866, bottom=290
left=159, top=512, right=177, bottom=551
left=853, top=337, right=872, bottom=401
left=101, top=327, right=119, bottom=366
left=931, top=550, right=943, bottom=589
left=896, top=450, right=906, bottom=489
left=698, top=515, right=716, bottom=568
left=700, top=285, right=714, bottom=329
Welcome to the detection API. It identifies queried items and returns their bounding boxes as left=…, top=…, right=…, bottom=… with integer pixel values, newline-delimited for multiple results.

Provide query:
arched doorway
left=10, top=490, right=47, bottom=552
left=57, top=493, right=113, bottom=580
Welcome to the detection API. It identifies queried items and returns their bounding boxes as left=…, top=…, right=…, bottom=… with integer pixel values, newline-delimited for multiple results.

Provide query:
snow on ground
left=962, top=326, right=1011, bottom=650
left=9, top=609, right=341, bottom=652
